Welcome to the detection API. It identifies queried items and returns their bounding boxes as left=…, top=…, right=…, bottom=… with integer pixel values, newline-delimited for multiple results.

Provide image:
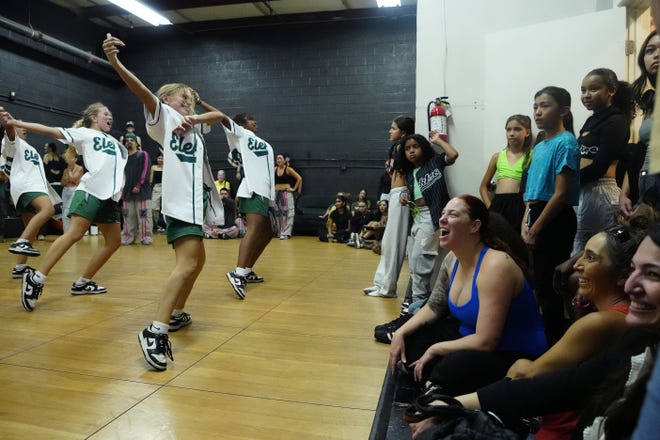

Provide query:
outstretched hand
left=173, top=115, right=197, bottom=137
left=102, top=33, right=125, bottom=59
left=0, top=109, right=16, bottom=128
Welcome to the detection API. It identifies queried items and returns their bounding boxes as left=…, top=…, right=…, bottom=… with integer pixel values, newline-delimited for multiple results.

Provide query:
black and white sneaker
left=12, top=265, right=33, bottom=279
left=373, top=313, right=413, bottom=344
left=169, top=312, right=192, bottom=332
left=70, top=280, right=107, bottom=295
left=9, top=241, right=40, bottom=257
left=244, top=271, right=264, bottom=283
left=226, top=271, right=247, bottom=299
left=138, top=328, right=173, bottom=371
left=21, top=269, right=43, bottom=312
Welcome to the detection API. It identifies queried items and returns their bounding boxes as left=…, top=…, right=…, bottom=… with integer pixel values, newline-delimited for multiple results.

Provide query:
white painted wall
left=416, top=0, right=625, bottom=197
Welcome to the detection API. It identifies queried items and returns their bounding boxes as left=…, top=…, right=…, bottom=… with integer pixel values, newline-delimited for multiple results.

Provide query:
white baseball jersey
left=1, top=135, right=61, bottom=206
left=223, top=119, right=275, bottom=201
left=145, top=99, right=224, bottom=226
left=57, top=127, right=127, bottom=201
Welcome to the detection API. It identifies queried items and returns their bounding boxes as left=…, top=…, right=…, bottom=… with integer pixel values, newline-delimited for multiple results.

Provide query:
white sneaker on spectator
left=363, top=285, right=379, bottom=294
left=367, top=289, right=397, bottom=298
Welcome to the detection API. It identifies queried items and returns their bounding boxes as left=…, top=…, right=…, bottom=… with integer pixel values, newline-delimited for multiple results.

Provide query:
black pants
left=403, top=318, right=530, bottom=395
left=528, top=203, right=576, bottom=346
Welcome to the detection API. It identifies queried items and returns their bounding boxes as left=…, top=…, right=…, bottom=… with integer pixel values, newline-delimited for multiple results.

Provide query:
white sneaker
left=367, top=289, right=397, bottom=298
left=363, top=285, right=379, bottom=294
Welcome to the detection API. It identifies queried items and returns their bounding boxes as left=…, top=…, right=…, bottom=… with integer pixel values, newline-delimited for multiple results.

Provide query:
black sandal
left=403, top=392, right=464, bottom=423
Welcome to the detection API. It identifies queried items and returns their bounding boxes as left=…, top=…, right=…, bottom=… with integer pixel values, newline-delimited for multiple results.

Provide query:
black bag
left=407, top=393, right=525, bottom=440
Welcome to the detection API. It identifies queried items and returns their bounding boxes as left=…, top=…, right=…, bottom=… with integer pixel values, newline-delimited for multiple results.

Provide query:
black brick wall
left=1, top=1, right=416, bottom=199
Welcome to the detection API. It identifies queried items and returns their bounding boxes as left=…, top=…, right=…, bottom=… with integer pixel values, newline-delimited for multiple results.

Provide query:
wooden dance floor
left=0, top=234, right=407, bottom=439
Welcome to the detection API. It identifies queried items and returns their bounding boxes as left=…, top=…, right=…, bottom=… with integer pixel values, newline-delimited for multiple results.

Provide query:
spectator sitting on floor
left=348, top=200, right=374, bottom=247
left=203, top=188, right=239, bottom=239
left=320, top=195, right=351, bottom=242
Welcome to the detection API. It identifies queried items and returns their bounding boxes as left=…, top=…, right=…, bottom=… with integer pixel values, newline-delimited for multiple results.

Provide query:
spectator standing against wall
left=121, top=134, right=153, bottom=245
left=60, top=147, right=84, bottom=233
left=149, top=153, right=164, bottom=232
left=43, top=142, right=65, bottom=196
left=274, top=153, right=302, bottom=240
left=119, top=120, right=143, bottom=147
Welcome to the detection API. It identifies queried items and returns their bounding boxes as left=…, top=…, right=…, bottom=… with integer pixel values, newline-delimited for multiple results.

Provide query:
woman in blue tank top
left=391, top=195, right=547, bottom=396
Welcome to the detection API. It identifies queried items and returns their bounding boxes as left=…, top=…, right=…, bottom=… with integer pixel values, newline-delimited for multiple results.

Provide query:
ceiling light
left=107, top=0, right=172, bottom=26
left=377, top=0, right=402, bottom=7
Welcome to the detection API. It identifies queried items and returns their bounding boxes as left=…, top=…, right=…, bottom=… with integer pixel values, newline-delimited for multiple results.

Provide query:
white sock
left=236, top=267, right=250, bottom=277
left=14, top=264, right=26, bottom=271
left=16, top=238, right=28, bottom=244
left=149, top=321, right=169, bottom=334
left=172, top=308, right=184, bottom=317
left=75, top=277, right=90, bottom=286
left=33, top=271, right=47, bottom=284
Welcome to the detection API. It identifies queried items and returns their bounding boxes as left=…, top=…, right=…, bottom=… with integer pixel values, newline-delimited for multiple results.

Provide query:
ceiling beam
left=78, top=0, right=278, bottom=19
left=174, top=5, right=416, bottom=33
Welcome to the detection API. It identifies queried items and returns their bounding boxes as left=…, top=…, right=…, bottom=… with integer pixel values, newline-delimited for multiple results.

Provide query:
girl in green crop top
left=479, top=114, right=533, bottom=232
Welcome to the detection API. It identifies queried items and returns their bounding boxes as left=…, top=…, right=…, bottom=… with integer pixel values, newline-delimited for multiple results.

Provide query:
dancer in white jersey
left=103, top=33, right=226, bottom=371
left=0, top=103, right=127, bottom=312
left=0, top=112, right=61, bottom=279
left=223, top=112, right=275, bottom=300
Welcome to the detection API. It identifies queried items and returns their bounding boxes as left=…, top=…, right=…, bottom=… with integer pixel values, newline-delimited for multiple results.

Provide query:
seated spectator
left=351, top=188, right=372, bottom=212
left=507, top=223, right=643, bottom=440
left=320, top=191, right=348, bottom=219
left=407, top=223, right=660, bottom=440
left=389, top=195, right=547, bottom=400
left=214, top=169, right=231, bottom=194
left=347, top=200, right=374, bottom=247
left=203, top=188, right=239, bottom=239
left=319, top=195, right=351, bottom=242
left=360, top=199, right=389, bottom=251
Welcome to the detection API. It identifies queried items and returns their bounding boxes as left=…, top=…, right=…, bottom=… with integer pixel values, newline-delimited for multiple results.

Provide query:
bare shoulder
left=482, top=248, right=519, bottom=273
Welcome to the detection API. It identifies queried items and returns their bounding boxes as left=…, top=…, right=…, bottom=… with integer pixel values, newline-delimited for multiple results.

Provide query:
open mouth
left=439, top=228, right=449, bottom=238
left=630, top=300, right=655, bottom=311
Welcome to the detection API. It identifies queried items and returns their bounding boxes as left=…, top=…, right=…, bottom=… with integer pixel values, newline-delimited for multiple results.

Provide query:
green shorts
left=238, top=194, right=270, bottom=217
left=16, top=192, right=48, bottom=215
left=165, top=188, right=209, bottom=244
left=69, top=190, right=121, bottom=224
left=165, top=218, right=204, bottom=244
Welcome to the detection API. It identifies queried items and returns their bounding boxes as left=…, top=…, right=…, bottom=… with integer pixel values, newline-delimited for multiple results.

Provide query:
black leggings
left=528, top=203, right=576, bottom=346
left=403, top=318, right=532, bottom=396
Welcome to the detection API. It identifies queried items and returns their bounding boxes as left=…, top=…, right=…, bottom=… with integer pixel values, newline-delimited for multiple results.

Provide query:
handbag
left=406, top=392, right=525, bottom=440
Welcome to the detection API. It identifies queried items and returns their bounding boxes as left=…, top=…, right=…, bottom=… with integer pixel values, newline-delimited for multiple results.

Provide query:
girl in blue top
left=523, top=86, right=581, bottom=346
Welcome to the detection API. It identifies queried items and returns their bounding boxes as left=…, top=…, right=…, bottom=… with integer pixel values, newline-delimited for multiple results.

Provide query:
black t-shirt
left=577, top=106, right=630, bottom=185
left=330, top=208, right=351, bottom=231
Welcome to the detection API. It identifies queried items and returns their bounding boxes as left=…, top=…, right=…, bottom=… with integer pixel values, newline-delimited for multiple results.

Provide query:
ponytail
left=563, top=111, right=574, bottom=136
left=612, top=80, right=635, bottom=122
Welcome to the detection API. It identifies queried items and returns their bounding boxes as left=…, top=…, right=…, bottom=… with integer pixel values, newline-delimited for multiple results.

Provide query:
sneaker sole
left=367, top=291, right=397, bottom=298
left=9, top=249, right=40, bottom=257
left=226, top=273, right=246, bottom=300
left=168, top=321, right=192, bottom=332
left=137, top=332, right=167, bottom=371
left=245, top=278, right=264, bottom=284
left=70, top=289, right=108, bottom=295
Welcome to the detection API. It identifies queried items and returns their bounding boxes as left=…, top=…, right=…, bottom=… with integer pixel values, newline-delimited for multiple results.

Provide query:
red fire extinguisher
left=427, top=97, right=450, bottom=141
